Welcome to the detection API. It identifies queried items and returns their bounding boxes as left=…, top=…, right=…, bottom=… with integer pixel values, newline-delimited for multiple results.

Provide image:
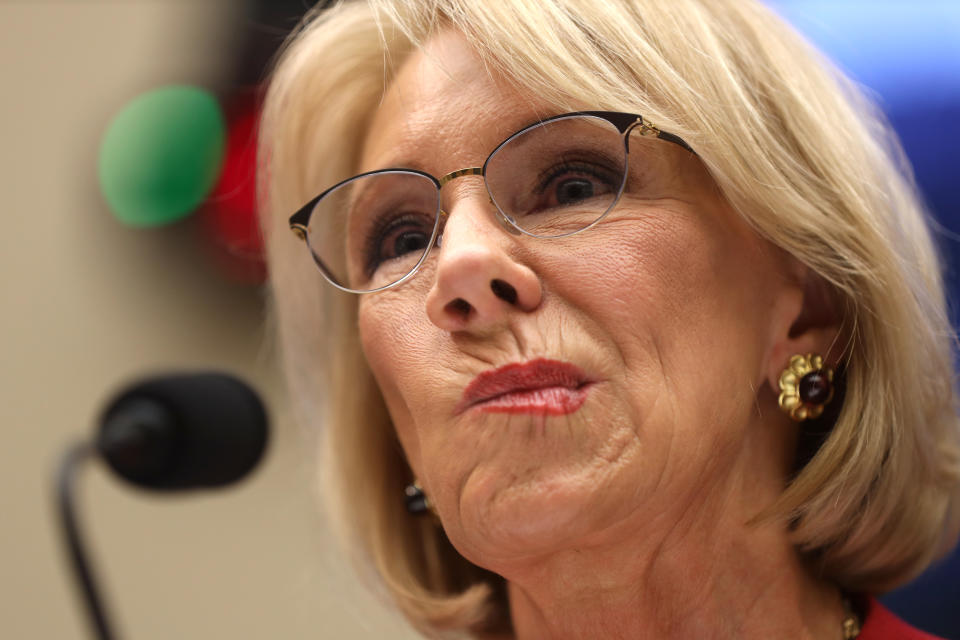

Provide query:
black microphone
left=97, top=372, right=269, bottom=490
left=55, top=372, right=269, bottom=640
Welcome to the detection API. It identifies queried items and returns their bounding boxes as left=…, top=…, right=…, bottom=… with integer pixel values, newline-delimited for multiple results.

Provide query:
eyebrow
left=365, top=112, right=562, bottom=174
left=366, top=159, right=432, bottom=173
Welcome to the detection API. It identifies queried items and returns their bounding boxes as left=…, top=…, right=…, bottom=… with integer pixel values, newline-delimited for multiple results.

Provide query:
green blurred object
left=98, top=86, right=226, bottom=226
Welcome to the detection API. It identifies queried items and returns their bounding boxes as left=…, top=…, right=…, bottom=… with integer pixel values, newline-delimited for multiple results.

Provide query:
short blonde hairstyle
left=258, top=0, right=960, bottom=635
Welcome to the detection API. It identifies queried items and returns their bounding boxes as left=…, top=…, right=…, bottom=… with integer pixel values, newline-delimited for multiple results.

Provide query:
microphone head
left=97, top=372, right=269, bottom=491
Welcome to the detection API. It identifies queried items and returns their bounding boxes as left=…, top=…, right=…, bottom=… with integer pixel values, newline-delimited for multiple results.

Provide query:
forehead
left=360, top=30, right=551, bottom=174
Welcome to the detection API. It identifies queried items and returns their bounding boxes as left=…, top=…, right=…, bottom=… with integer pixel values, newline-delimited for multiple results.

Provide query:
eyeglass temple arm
left=289, top=196, right=319, bottom=240
left=655, top=129, right=695, bottom=154
left=630, top=118, right=695, bottom=155
left=578, top=111, right=694, bottom=155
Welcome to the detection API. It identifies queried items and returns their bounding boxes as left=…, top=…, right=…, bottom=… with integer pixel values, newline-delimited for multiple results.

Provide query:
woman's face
left=355, top=31, right=803, bottom=569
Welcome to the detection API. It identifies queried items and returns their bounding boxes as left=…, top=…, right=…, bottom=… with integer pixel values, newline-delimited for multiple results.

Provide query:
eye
left=555, top=176, right=598, bottom=204
left=529, top=161, right=621, bottom=214
left=363, top=212, right=434, bottom=275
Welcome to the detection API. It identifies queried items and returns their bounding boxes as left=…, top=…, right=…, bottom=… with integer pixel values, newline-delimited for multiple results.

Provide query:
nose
left=425, top=194, right=542, bottom=333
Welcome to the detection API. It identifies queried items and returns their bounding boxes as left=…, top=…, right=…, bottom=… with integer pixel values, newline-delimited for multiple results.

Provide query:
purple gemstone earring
left=778, top=354, right=835, bottom=421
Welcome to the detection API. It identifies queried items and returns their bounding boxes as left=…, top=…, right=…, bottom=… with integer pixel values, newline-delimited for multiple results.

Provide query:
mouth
left=455, top=358, right=594, bottom=416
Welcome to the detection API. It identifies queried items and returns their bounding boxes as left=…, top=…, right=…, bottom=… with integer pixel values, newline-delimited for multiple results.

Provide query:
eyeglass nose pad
left=493, top=198, right=523, bottom=236
left=435, top=209, right=448, bottom=248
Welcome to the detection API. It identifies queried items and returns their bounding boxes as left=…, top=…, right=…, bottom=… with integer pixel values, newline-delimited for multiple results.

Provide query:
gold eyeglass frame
left=288, top=111, right=694, bottom=294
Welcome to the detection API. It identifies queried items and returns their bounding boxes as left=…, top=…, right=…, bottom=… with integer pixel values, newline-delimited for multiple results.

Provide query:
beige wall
left=1, top=3, right=419, bottom=638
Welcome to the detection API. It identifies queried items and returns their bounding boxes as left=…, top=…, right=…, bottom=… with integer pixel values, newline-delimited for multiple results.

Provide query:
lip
left=455, top=358, right=593, bottom=416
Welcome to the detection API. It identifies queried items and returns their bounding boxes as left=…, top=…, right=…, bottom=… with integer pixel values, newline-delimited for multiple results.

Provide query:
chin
left=449, top=460, right=626, bottom=563
left=432, top=399, right=649, bottom=562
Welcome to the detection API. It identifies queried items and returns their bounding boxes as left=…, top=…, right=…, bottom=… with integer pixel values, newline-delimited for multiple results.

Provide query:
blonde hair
left=258, top=0, right=960, bottom=635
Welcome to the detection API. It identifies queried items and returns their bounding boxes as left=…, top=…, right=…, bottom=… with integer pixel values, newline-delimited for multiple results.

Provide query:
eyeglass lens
left=304, top=114, right=629, bottom=293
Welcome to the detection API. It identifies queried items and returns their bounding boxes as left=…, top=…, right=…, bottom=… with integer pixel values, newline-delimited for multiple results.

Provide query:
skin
left=355, top=30, right=844, bottom=639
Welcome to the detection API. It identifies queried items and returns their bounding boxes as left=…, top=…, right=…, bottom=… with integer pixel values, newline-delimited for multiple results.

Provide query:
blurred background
left=1, top=1, right=956, bottom=639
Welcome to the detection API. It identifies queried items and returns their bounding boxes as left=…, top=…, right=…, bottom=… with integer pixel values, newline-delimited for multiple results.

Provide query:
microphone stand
left=56, top=439, right=119, bottom=640
left=52, top=372, right=267, bottom=640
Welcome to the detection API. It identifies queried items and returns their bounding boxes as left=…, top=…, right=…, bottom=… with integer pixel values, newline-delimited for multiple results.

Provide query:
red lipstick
left=456, top=358, right=591, bottom=416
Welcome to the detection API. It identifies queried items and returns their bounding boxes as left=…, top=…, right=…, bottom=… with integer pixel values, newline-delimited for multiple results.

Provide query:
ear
left=764, top=260, right=843, bottom=396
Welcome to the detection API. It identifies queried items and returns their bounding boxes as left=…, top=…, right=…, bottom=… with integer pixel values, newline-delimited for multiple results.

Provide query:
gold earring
left=778, top=353, right=835, bottom=421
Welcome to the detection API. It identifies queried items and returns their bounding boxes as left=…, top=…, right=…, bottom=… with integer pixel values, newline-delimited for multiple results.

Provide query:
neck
left=505, top=526, right=845, bottom=639
left=497, top=433, right=847, bottom=639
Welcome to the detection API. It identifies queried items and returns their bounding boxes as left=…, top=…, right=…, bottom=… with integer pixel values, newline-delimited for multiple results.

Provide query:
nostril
left=490, top=279, right=518, bottom=305
left=445, top=297, right=473, bottom=319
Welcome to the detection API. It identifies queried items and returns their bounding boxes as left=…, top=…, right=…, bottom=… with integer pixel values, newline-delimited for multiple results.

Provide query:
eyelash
left=535, top=154, right=620, bottom=187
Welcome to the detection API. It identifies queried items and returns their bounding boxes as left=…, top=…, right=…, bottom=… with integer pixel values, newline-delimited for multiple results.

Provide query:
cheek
left=543, top=204, right=775, bottom=418
left=357, top=293, right=436, bottom=464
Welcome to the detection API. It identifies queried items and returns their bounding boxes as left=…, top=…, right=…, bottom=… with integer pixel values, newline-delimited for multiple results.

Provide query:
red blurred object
left=202, top=91, right=267, bottom=284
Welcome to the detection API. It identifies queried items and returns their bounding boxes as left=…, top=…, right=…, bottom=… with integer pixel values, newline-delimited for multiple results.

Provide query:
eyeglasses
left=288, top=111, right=694, bottom=294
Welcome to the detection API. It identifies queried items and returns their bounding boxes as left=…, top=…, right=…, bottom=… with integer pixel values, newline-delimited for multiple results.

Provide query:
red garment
left=859, top=597, right=946, bottom=640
